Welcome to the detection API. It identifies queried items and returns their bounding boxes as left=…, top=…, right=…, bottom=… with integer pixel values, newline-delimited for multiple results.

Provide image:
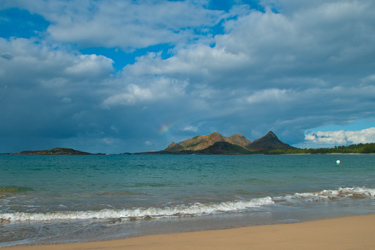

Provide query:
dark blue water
left=1, top=154, right=374, bottom=247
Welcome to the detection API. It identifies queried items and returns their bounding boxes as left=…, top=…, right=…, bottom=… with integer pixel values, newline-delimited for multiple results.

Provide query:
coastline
left=5, top=214, right=375, bottom=250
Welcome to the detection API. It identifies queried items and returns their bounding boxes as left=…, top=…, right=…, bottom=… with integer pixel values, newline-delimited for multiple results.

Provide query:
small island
left=4, top=147, right=105, bottom=155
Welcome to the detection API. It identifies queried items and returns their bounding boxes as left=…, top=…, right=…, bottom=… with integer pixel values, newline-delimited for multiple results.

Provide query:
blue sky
left=1, top=0, right=375, bottom=153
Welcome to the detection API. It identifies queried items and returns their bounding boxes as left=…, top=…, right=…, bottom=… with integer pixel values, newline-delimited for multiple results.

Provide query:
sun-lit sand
left=6, top=214, right=375, bottom=250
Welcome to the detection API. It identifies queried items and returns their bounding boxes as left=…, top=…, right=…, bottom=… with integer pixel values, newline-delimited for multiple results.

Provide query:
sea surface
left=1, top=154, right=375, bottom=247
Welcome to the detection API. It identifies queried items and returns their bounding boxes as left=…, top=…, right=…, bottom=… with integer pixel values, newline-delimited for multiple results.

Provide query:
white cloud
left=0, top=38, right=114, bottom=86
left=102, top=77, right=188, bottom=107
left=305, top=128, right=375, bottom=146
left=127, top=46, right=250, bottom=82
left=64, top=54, right=113, bottom=78
left=247, top=89, right=292, bottom=104
left=184, top=126, right=198, bottom=132
left=102, top=137, right=115, bottom=145
left=362, top=74, right=375, bottom=83
left=61, top=97, right=72, bottom=104
left=103, top=84, right=153, bottom=106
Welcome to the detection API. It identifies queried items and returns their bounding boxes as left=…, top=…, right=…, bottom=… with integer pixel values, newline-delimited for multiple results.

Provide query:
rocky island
left=149, top=131, right=295, bottom=155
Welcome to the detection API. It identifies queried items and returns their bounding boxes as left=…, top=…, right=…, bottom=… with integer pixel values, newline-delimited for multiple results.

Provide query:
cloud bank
left=303, top=128, right=375, bottom=148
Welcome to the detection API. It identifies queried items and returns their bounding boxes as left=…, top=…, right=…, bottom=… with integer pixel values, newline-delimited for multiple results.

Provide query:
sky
left=1, top=0, right=375, bottom=154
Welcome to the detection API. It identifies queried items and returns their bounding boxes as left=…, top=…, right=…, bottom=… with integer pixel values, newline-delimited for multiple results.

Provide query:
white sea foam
left=1, top=187, right=374, bottom=222
left=0, top=197, right=273, bottom=222
left=273, top=187, right=375, bottom=203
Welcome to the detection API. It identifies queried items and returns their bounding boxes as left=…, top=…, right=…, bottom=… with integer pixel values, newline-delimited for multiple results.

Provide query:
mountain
left=6, top=148, right=105, bottom=155
left=162, top=131, right=293, bottom=154
left=164, top=132, right=251, bottom=152
left=246, top=131, right=295, bottom=151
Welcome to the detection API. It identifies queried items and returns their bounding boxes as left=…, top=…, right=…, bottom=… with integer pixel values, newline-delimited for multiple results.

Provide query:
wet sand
left=6, top=214, right=375, bottom=250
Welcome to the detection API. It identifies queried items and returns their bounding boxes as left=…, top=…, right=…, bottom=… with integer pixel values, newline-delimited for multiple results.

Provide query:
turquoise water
left=1, top=154, right=375, bottom=246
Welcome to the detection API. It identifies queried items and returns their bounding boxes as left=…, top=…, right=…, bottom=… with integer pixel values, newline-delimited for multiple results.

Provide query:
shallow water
left=1, top=154, right=374, bottom=247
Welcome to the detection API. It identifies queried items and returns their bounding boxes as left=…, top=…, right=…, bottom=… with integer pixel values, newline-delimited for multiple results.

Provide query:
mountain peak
left=247, top=131, right=294, bottom=151
left=263, top=131, right=277, bottom=139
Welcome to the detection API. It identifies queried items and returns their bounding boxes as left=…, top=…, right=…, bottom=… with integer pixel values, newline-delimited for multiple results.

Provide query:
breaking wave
left=273, top=187, right=375, bottom=203
left=1, top=197, right=273, bottom=222
left=1, top=187, right=374, bottom=222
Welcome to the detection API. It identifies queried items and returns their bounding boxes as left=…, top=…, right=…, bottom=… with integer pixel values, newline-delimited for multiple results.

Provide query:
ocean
left=1, top=154, right=374, bottom=247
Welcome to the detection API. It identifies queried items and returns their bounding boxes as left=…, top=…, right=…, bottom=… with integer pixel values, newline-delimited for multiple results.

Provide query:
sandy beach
left=5, top=214, right=375, bottom=250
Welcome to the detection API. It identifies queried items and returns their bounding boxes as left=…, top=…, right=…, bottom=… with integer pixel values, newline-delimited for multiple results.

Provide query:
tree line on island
left=3, top=131, right=375, bottom=155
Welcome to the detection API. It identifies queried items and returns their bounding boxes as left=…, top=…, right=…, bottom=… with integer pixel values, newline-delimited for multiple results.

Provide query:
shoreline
left=5, top=214, right=375, bottom=250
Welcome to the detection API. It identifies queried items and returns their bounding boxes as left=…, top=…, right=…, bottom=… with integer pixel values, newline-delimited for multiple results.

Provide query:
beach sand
left=6, top=214, right=375, bottom=250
